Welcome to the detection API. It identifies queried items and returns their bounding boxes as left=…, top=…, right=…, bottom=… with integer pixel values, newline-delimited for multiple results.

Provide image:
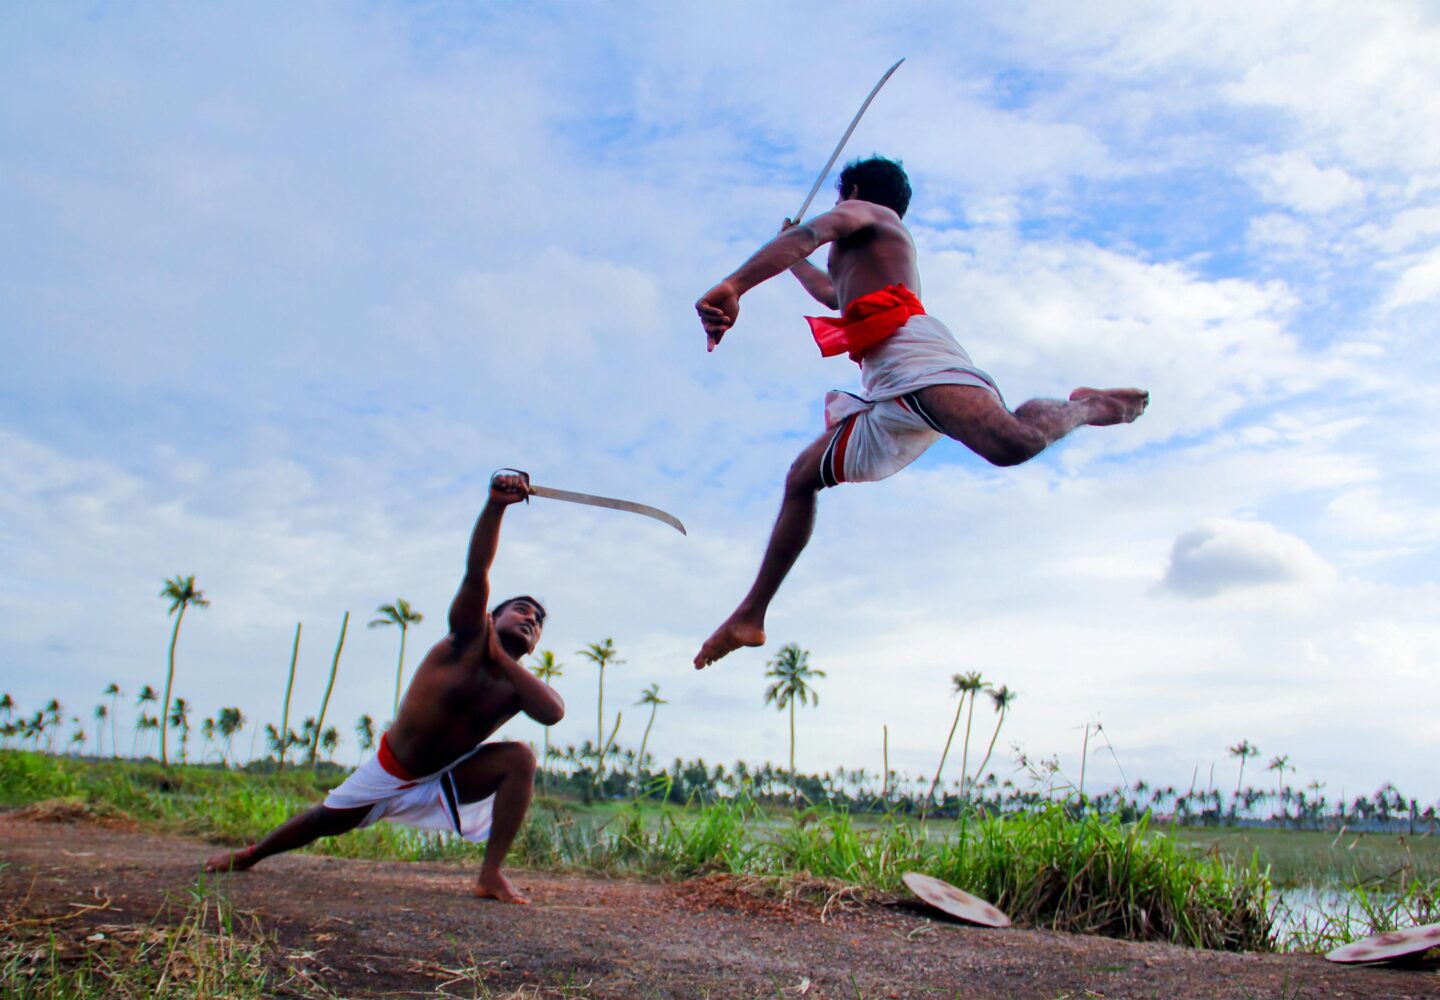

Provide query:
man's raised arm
left=695, top=201, right=874, bottom=350
left=448, top=471, right=530, bottom=649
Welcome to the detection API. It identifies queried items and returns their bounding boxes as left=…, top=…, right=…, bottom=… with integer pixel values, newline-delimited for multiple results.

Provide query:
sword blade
left=529, top=484, right=687, bottom=536
left=793, top=58, right=905, bottom=224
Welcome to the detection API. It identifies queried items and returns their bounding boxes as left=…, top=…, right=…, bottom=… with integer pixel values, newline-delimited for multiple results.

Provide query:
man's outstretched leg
left=694, top=432, right=829, bottom=669
left=203, top=803, right=371, bottom=872
left=915, top=384, right=1148, bottom=467
left=452, top=740, right=538, bottom=903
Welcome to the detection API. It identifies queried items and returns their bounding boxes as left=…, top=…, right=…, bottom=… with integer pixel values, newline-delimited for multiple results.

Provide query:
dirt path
left=2, top=815, right=1436, bottom=999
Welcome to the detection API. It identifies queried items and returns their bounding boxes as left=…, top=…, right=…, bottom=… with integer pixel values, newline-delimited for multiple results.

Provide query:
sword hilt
left=491, top=468, right=532, bottom=502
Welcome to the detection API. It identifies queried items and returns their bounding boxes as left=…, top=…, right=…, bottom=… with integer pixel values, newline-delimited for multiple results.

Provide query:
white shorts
left=323, top=735, right=495, bottom=843
left=819, top=314, right=1003, bottom=487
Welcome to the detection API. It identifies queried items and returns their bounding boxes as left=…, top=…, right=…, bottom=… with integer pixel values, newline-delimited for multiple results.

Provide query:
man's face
left=494, top=599, right=544, bottom=654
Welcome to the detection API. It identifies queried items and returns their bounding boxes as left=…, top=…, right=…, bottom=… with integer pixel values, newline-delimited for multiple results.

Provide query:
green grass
left=0, top=750, right=1391, bottom=954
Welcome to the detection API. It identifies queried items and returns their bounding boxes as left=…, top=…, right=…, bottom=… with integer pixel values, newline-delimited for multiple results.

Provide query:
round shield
left=901, top=871, right=1012, bottom=928
left=1326, top=922, right=1440, bottom=964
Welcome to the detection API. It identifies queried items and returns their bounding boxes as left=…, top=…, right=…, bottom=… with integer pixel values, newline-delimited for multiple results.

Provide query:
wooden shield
left=902, top=872, right=1012, bottom=928
left=1326, top=922, right=1440, bottom=964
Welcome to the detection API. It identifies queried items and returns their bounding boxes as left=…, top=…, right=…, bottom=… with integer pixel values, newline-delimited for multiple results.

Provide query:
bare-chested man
left=204, top=471, right=563, bottom=903
left=693, top=156, right=1148, bottom=668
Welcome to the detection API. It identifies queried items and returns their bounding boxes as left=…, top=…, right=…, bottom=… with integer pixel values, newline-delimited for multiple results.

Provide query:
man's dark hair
left=492, top=595, right=546, bottom=625
left=837, top=156, right=911, bottom=218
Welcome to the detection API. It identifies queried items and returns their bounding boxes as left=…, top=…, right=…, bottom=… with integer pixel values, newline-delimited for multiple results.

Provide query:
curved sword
left=493, top=469, right=686, bottom=535
left=793, top=57, right=906, bottom=224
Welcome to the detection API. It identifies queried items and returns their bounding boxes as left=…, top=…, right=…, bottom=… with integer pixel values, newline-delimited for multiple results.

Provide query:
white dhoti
left=323, top=734, right=495, bottom=843
left=819, top=313, right=1003, bottom=487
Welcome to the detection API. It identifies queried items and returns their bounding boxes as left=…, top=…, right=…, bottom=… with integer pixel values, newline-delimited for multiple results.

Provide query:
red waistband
left=806, top=283, right=925, bottom=362
left=377, top=732, right=419, bottom=782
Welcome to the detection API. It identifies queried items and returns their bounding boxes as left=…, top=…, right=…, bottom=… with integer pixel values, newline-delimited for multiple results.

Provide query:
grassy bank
left=6, top=750, right=1422, bottom=955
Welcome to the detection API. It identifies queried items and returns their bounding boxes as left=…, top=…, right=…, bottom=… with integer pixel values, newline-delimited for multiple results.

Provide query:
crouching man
left=204, top=471, right=562, bottom=904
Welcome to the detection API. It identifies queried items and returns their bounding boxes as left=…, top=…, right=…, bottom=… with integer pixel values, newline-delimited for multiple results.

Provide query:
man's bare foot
left=1069, top=387, right=1149, bottom=425
left=203, top=844, right=259, bottom=873
left=474, top=869, right=530, bottom=904
left=693, top=616, right=766, bottom=669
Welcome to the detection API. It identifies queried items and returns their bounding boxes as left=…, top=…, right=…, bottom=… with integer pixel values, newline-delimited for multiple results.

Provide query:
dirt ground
left=2, top=814, right=1437, bottom=999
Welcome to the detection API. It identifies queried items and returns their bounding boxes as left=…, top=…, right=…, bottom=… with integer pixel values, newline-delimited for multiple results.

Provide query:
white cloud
left=1158, top=518, right=1336, bottom=599
left=1241, top=153, right=1365, bottom=215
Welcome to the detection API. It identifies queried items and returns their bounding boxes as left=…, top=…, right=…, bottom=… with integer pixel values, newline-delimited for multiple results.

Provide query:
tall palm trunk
left=971, top=707, right=1009, bottom=790
left=788, top=698, right=796, bottom=777
left=924, top=692, right=967, bottom=819
left=638, top=704, right=658, bottom=788
left=392, top=625, right=408, bottom=719
left=957, top=694, right=979, bottom=800
left=279, top=622, right=301, bottom=772
left=109, top=693, right=119, bottom=760
left=160, top=604, right=187, bottom=766
left=310, top=613, right=348, bottom=765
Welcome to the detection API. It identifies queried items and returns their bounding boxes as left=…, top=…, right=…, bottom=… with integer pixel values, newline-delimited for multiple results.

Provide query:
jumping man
left=693, top=157, right=1148, bottom=668
left=204, top=471, right=563, bottom=903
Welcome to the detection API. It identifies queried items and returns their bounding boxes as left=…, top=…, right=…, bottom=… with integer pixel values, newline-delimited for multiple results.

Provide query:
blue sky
left=3, top=2, right=1439, bottom=804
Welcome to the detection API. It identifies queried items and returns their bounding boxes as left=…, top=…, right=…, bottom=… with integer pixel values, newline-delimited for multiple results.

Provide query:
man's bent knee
left=500, top=741, right=537, bottom=779
left=784, top=441, right=828, bottom=496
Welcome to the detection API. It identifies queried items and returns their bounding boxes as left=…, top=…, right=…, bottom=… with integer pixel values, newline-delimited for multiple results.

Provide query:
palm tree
left=216, top=707, right=245, bottom=766
left=635, top=683, right=668, bottom=788
left=0, top=694, right=12, bottom=749
left=103, top=684, right=121, bottom=758
left=953, top=671, right=988, bottom=800
left=355, top=714, right=375, bottom=760
left=924, top=672, right=986, bottom=817
left=159, top=574, right=209, bottom=765
left=43, top=700, right=62, bottom=754
left=1228, top=740, right=1261, bottom=815
left=319, top=726, right=340, bottom=761
left=93, top=704, right=108, bottom=758
left=530, top=651, right=563, bottom=795
left=168, top=697, right=192, bottom=762
left=763, top=643, right=825, bottom=780
left=577, top=639, right=622, bottom=761
left=278, top=622, right=302, bottom=771
left=970, top=685, right=1018, bottom=791
left=134, top=685, right=157, bottom=756
left=1268, top=754, right=1292, bottom=822
left=370, top=599, right=423, bottom=718
left=310, top=612, right=349, bottom=766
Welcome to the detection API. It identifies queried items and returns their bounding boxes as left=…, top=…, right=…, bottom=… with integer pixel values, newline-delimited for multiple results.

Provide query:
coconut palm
left=159, top=574, right=209, bottom=766
left=93, top=704, right=108, bottom=757
left=763, top=643, right=825, bottom=779
left=370, top=599, right=423, bottom=718
left=924, top=672, right=986, bottom=817
left=103, top=684, right=121, bottom=758
left=635, top=683, right=667, bottom=774
left=1228, top=739, right=1261, bottom=808
left=43, top=699, right=62, bottom=754
left=277, top=622, right=302, bottom=771
left=320, top=726, right=340, bottom=761
left=530, top=651, right=563, bottom=795
left=216, top=707, right=245, bottom=766
left=577, top=639, right=622, bottom=760
left=168, top=697, right=192, bottom=762
left=310, top=612, right=349, bottom=765
left=355, top=714, right=375, bottom=759
left=970, top=685, right=1018, bottom=792
left=1268, top=754, right=1292, bottom=821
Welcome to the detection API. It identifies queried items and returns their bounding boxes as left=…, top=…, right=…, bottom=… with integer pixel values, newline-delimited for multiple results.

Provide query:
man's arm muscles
left=448, top=474, right=530, bottom=647
left=789, top=259, right=839, bottom=308
left=447, top=502, right=503, bottom=646
left=499, top=660, right=565, bottom=726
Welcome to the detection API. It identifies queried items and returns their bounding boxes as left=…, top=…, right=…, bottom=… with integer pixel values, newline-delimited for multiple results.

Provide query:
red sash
left=806, top=284, right=925, bottom=362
